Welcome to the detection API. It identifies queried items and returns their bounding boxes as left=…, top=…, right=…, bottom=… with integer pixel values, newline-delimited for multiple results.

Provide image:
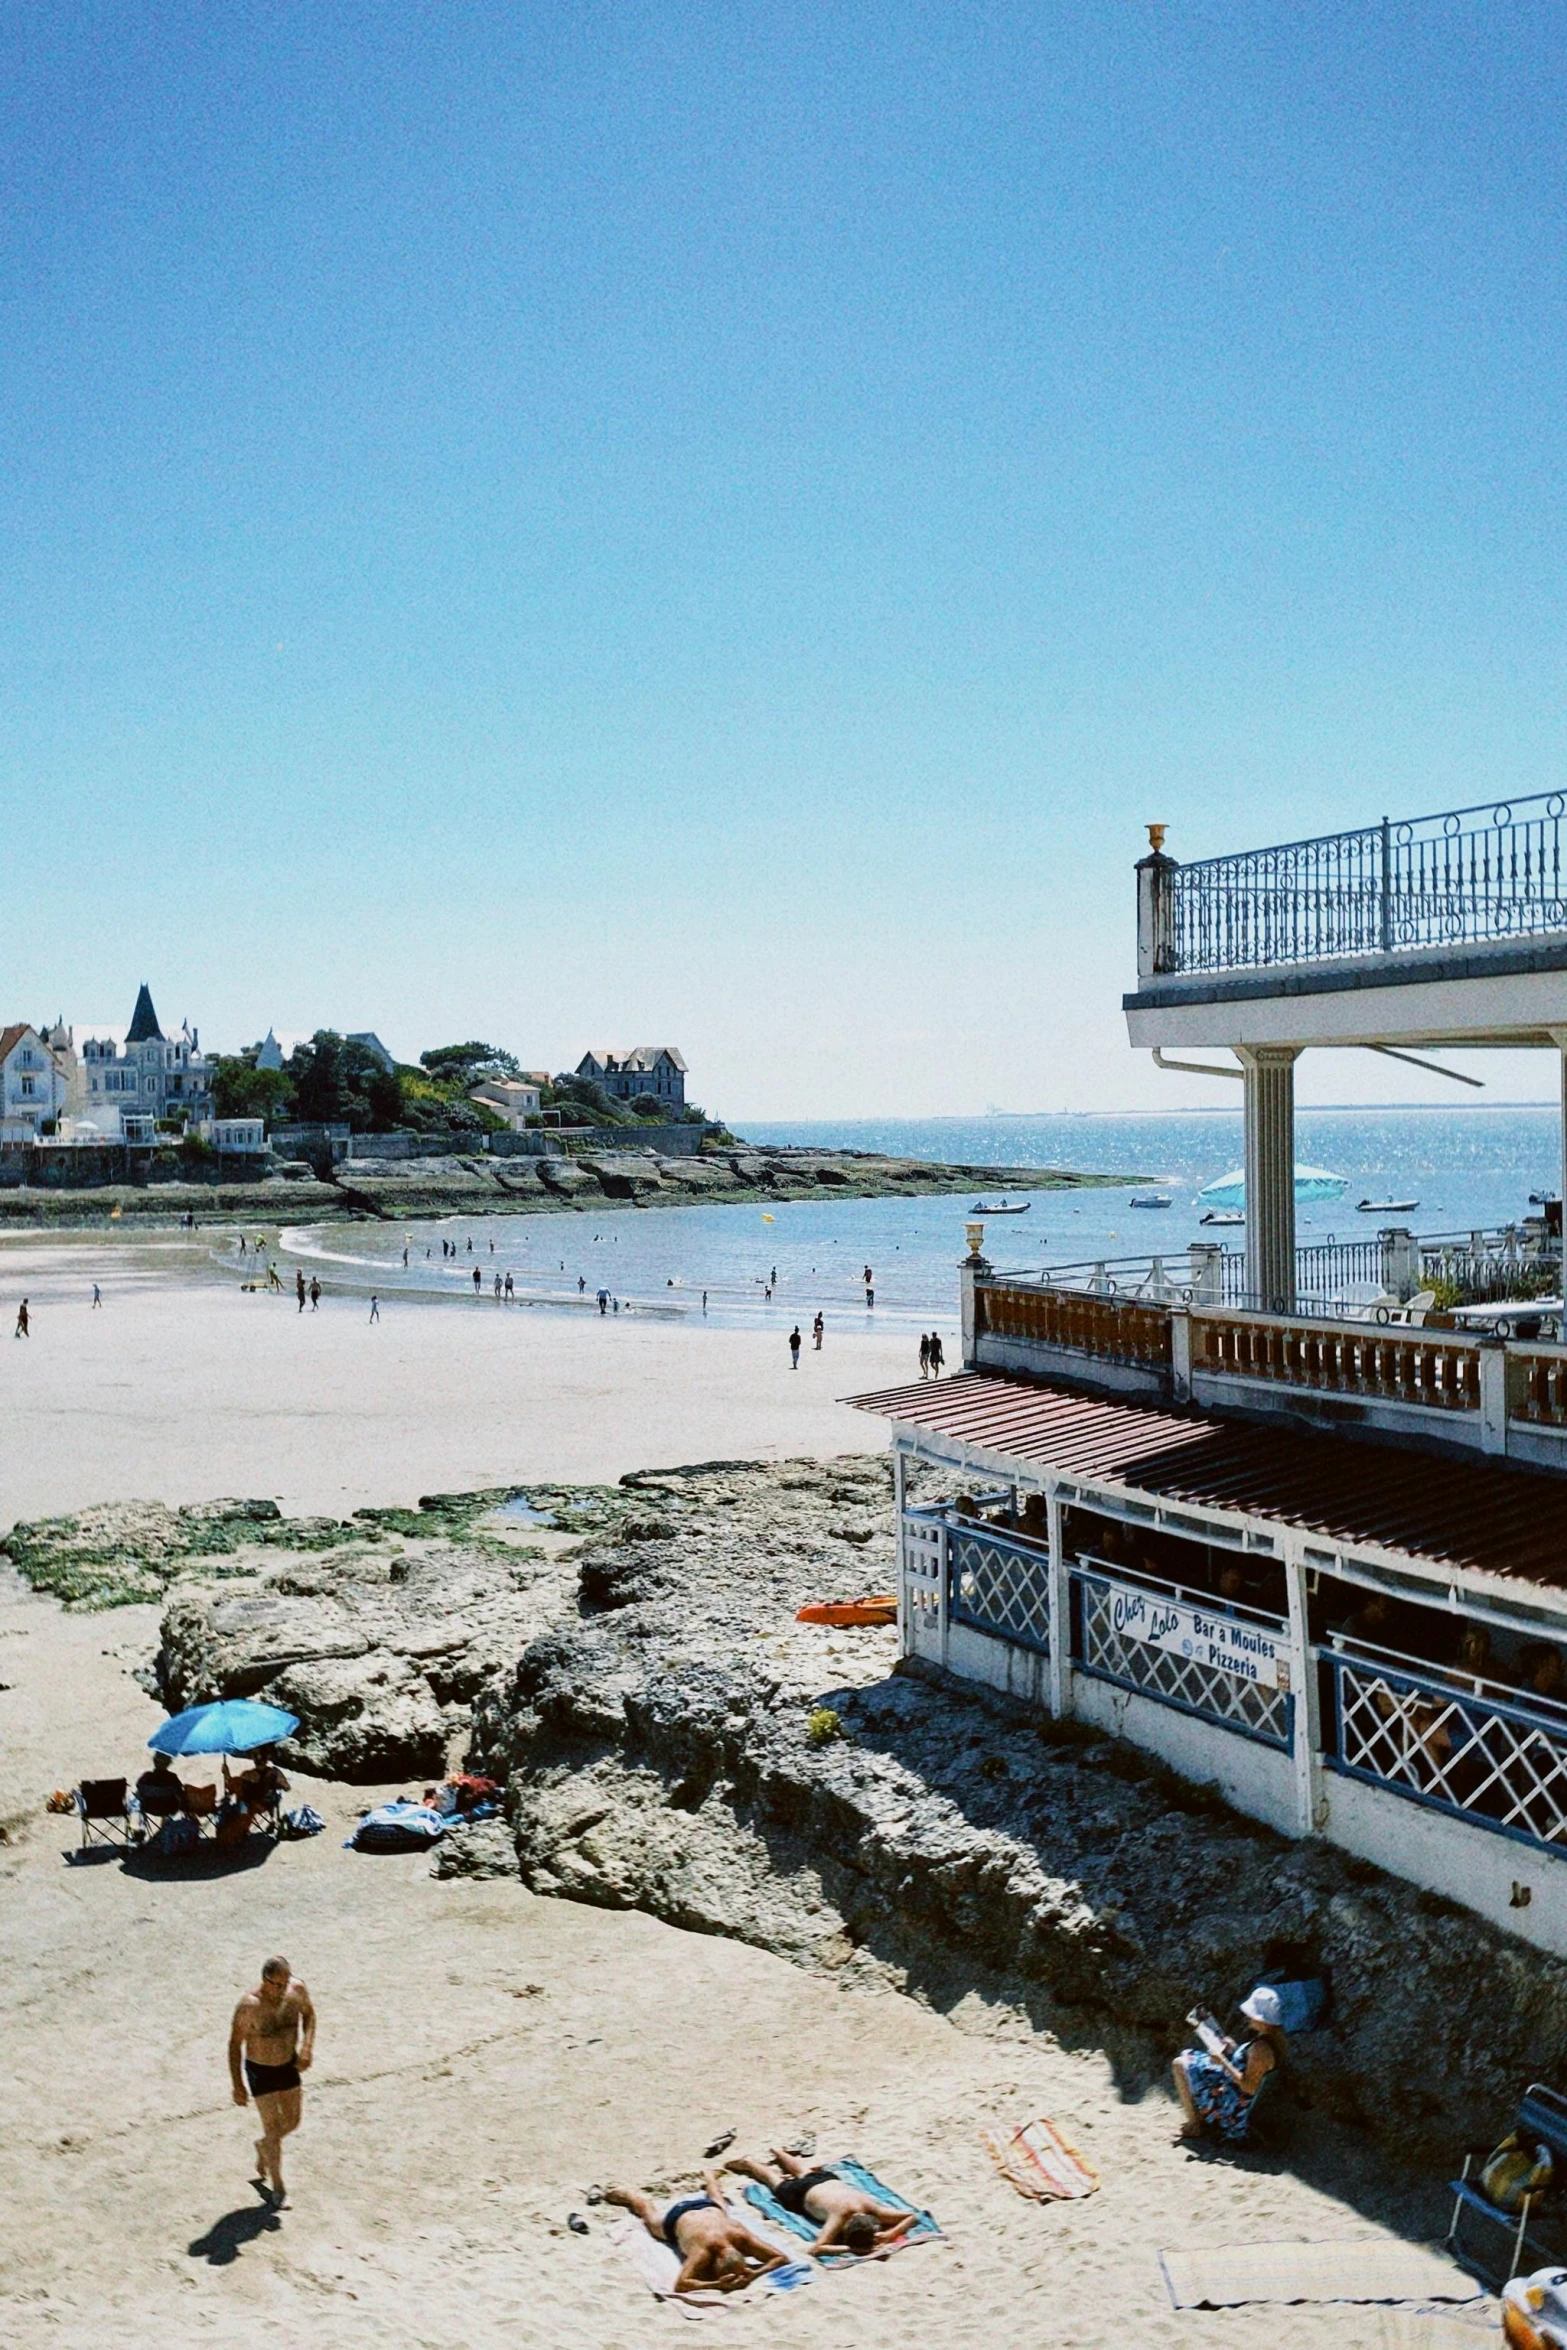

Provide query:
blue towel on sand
left=742, top=2161, right=940, bottom=2264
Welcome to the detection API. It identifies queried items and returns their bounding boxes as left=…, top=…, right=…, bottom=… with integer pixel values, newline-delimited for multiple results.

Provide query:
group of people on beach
left=607, top=2147, right=919, bottom=2296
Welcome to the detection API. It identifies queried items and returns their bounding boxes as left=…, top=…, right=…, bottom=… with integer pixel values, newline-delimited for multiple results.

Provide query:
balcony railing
left=1071, top=1564, right=1293, bottom=1748
left=1142, top=789, right=1567, bottom=978
left=989, top=1221, right=1561, bottom=1322
left=969, top=1267, right=1567, bottom=1472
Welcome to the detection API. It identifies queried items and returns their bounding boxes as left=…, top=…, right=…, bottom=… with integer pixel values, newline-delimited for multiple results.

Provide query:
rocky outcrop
left=471, top=1458, right=1567, bottom=2162
left=0, top=1146, right=1133, bottom=1225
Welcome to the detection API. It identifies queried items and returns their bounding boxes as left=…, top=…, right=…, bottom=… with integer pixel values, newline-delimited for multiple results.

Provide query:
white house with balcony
left=0, top=1025, right=68, bottom=1140
left=851, top=793, right=1567, bottom=1964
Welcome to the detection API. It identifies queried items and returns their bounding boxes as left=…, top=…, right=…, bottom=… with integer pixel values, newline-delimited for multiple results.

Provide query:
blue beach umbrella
left=147, top=1699, right=299, bottom=1756
left=1198, top=1164, right=1348, bottom=1210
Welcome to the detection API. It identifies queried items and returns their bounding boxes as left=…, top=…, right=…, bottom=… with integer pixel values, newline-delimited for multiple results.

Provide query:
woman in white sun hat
left=1172, top=1985, right=1288, bottom=2143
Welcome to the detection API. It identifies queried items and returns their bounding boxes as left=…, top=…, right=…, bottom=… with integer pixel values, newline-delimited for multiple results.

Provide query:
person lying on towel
left=605, top=2172, right=791, bottom=2296
left=725, top=2147, right=918, bottom=2256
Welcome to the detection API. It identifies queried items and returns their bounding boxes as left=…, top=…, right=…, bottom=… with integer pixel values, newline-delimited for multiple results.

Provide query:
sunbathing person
left=604, top=2173, right=790, bottom=2296
left=724, top=2148, right=917, bottom=2257
left=1172, top=1986, right=1287, bottom=2143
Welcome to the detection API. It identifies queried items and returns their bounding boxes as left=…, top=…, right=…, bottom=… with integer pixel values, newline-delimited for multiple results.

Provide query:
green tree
left=289, top=1032, right=350, bottom=1124
left=211, top=1056, right=294, bottom=1122
left=419, top=1041, right=521, bottom=1084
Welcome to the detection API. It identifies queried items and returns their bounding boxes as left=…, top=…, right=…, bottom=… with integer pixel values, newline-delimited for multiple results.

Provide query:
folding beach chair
left=181, top=1782, right=219, bottom=1834
left=75, top=1778, right=131, bottom=1850
left=1448, top=2084, right=1567, bottom=2286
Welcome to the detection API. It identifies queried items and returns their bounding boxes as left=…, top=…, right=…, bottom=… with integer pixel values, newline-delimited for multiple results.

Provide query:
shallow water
left=272, top=1104, right=1565, bottom=1332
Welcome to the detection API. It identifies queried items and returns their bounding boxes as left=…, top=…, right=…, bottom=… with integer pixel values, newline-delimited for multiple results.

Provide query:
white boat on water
left=1130, top=1193, right=1172, bottom=1209
left=1357, top=1196, right=1419, bottom=1214
left=972, top=1198, right=1031, bottom=1215
left=1200, top=1209, right=1245, bottom=1227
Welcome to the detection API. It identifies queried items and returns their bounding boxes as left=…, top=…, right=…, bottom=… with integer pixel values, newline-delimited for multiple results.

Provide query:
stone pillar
left=1238, top=1046, right=1300, bottom=1312
left=1380, top=1226, right=1418, bottom=1299
left=1136, top=830, right=1177, bottom=978
left=960, top=1238, right=990, bottom=1368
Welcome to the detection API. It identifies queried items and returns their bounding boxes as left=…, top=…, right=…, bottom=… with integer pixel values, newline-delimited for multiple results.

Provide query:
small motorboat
left=796, top=1596, right=898, bottom=1628
left=1200, top=1209, right=1244, bottom=1227
left=971, top=1198, right=1032, bottom=1214
left=1130, top=1193, right=1172, bottom=1209
left=1357, top=1197, right=1419, bottom=1214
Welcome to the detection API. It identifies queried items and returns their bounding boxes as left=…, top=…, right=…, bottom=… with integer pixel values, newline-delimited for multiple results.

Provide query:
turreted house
left=79, top=985, right=213, bottom=1138
left=569, top=1047, right=687, bottom=1109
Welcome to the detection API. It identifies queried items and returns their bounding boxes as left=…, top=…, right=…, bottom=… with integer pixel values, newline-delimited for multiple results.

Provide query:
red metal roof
left=847, top=1372, right=1567, bottom=1591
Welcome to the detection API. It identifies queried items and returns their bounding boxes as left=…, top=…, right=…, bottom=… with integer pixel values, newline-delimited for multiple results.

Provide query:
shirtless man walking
left=229, top=1956, right=316, bottom=2203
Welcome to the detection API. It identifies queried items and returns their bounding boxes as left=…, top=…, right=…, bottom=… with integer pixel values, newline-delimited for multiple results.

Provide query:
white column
left=1282, top=1546, right=1322, bottom=1838
left=1046, top=1483, right=1071, bottom=1722
left=893, top=1450, right=909, bottom=1655
left=1238, top=1045, right=1300, bottom=1312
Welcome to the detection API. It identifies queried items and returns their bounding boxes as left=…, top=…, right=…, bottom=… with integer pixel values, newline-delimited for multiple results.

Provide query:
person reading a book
left=1172, top=1987, right=1287, bottom=2142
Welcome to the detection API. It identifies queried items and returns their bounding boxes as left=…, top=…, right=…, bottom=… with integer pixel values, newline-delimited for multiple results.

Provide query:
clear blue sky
left=5, top=2, right=1567, bottom=1115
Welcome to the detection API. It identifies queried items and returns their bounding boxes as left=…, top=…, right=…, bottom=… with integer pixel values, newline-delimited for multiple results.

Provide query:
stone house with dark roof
left=569, top=1046, right=687, bottom=1108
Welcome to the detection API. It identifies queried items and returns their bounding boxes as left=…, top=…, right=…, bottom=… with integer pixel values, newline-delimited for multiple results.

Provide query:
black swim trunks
left=661, top=2194, right=716, bottom=2252
left=772, top=2167, right=837, bottom=2217
left=245, top=2057, right=301, bottom=2097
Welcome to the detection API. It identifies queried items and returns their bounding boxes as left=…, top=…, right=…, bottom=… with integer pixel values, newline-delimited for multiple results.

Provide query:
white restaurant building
left=855, top=792, right=1567, bottom=1959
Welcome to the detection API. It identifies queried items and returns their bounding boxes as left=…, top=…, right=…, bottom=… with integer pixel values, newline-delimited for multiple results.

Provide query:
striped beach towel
left=981, top=2116, right=1099, bottom=2201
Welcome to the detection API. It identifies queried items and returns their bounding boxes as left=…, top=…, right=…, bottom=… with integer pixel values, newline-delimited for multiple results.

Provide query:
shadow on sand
left=188, top=2190, right=283, bottom=2266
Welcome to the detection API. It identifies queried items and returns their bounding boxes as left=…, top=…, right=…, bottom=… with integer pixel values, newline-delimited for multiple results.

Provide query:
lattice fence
left=948, top=1525, right=1051, bottom=1654
left=1332, top=1657, right=1567, bottom=1848
left=1074, top=1572, right=1292, bottom=1748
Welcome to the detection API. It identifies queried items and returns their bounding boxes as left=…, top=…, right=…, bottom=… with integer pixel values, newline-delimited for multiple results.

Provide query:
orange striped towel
left=981, top=2117, right=1099, bottom=2201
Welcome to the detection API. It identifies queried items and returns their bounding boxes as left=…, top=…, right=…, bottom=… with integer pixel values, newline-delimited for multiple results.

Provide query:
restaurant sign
left=1103, top=1578, right=1290, bottom=1690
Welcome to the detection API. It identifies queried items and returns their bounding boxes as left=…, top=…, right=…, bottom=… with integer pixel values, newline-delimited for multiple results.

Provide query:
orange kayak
left=795, top=1596, right=898, bottom=1628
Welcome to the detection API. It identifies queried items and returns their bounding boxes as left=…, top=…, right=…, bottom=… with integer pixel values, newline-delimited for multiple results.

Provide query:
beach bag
left=1258, top=1976, right=1330, bottom=2034
left=279, top=1805, right=326, bottom=1840
left=151, top=1815, right=200, bottom=1857
left=1484, top=2135, right=1556, bottom=2214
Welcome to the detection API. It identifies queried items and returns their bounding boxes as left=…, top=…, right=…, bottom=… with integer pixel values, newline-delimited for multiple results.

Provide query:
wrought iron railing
left=1152, top=790, right=1567, bottom=976
left=1070, top=1566, right=1294, bottom=1748
left=948, top=1521, right=1051, bottom=1653
left=1324, top=1649, right=1567, bottom=1850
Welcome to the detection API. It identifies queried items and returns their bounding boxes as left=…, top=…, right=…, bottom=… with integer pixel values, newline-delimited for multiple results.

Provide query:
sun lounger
left=75, top=1777, right=131, bottom=1850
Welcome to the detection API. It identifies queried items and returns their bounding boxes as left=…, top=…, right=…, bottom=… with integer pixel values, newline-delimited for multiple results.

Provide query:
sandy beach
left=0, top=1229, right=1496, bottom=2348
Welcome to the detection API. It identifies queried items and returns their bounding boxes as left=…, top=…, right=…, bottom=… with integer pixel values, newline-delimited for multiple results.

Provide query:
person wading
left=229, top=1956, right=316, bottom=2205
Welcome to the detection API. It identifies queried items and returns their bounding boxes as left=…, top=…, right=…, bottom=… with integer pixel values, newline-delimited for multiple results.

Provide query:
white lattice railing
left=900, top=1509, right=945, bottom=1643
left=1072, top=1568, right=1293, bottom=1749
left=1327, top=1653, right=1567, bottom=1849
left=947, top=1522, right=1051, bottom=1654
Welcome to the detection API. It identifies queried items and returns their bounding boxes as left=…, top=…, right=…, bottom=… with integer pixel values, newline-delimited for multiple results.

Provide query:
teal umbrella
left=1198, top=1164, right=1347, bottom=1209
left=147, top=1699, right=298, bottom=1755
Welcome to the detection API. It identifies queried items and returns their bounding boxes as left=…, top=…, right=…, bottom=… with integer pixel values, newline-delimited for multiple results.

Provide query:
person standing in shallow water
left=230, top=1956, right=316, bottom=2205
left=789, top=1326, right=802, bottom=1368
left=472, top=1264, right=482, bottom=1293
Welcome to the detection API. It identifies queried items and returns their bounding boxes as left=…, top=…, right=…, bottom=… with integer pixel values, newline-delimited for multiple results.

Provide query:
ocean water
left=277, top=1106, right=1563, bottom=1335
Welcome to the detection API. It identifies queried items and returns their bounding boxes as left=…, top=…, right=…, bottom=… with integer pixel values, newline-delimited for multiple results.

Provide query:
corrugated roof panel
left=847, top=1373, right=1567, bottom=1591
